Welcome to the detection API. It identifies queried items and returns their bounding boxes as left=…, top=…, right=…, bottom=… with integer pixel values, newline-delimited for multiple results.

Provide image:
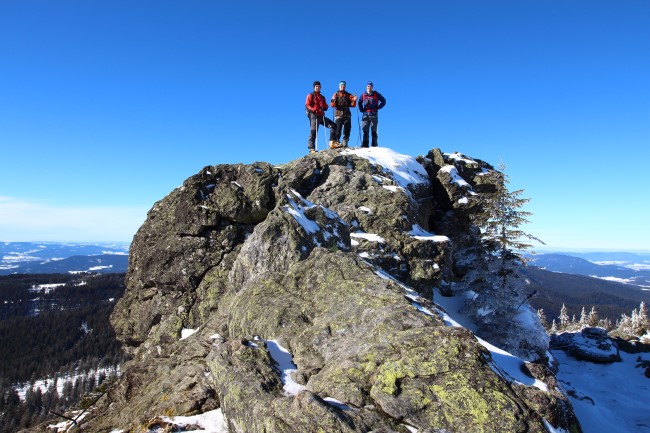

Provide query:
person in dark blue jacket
left=358, top=81, right=386, bottom=147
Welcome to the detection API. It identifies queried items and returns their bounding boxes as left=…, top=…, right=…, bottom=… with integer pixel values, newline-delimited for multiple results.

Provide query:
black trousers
left=308, top=114, right=336, bottom=150
left=361, top=115, right=378, bottom=147
left=333, top=115, right=352, bottom=142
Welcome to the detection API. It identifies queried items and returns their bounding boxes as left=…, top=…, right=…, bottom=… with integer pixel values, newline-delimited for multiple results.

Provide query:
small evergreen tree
left=471, top=162, right=544, bottom=260
left=579, top=307, right=588, bottom=326
left=639, top=301, right=649, bottom=330
left=559, top=303, right=570, bottom=328
left=618, top=313, right=632, bottom=334
left=461, top=162, right=548, bottom=360
left=537, top=309, right=549, bottom=330
left=587, top=306, right=599, bottom=327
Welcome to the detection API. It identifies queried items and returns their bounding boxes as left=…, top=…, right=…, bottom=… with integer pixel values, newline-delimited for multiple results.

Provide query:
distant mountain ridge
left=529, top=252, right=650, bottom=287
left=0, top=242, right=129, bottom=275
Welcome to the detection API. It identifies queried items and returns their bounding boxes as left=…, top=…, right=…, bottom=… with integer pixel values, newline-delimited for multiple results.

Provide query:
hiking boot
left=341, top=139, right=349, bottom=147
left=309, top=149, right=317, bottom=154
left=329, top=140, right=342, bottom=149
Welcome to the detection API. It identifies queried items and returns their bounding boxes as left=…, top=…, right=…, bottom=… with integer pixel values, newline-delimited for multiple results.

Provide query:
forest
left=0, top=273, right=128, bottom=432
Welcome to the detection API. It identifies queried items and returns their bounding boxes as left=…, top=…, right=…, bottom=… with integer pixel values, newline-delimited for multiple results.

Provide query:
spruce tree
left=461, top=162, right=547, bottom=360
left=471, top=162, right=544, bottom=262
left=639, top=301, right=648, bottom=330
left=559, top=303, right=570, bottom=328
left=587, top=306, right=599, bottom=327
left=537, top=309, right=549, bottom=330
left=579, top=307, right=588, bottom=325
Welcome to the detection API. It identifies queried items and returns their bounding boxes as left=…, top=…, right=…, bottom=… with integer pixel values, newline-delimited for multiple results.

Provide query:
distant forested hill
left=524, top=266, right=650, bottom=323
left=0, top=273, right=128, bottom=433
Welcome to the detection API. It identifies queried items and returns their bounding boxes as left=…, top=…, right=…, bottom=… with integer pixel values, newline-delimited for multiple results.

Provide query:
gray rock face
left=75, top=148, right=580, bottom=433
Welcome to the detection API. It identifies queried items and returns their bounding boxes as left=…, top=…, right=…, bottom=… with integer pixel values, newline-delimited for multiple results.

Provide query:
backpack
left=305, top=92, right=318, bottom=118
left=333, top=91, right=351, bottom=109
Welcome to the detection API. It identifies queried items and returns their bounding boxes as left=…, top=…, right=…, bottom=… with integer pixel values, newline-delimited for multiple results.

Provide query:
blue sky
left=1, top=1, right=648, bottom=250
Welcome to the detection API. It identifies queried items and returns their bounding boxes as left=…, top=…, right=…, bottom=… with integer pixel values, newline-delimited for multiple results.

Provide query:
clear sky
left=1, top=1, right=648, bottom=250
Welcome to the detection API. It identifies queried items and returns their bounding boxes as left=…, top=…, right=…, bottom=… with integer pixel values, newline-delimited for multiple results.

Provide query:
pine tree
left=460, top=162, right=548, bottom=361
left=470, top=162, right=544, bottom=261
left=639, top=301, right=648, bottom=329
left=559, top=303, right=570, bottom=328
left=550, top=319, right=558, bottom=333
left=587, top=306, right=599, bottom=327
left=537, top=309, right=549, bottom=330
left=618, top=313, right=632, bottom=334
left=579, top=307, right=588, bottom=325
left=600, top=317, right=613, bottom=331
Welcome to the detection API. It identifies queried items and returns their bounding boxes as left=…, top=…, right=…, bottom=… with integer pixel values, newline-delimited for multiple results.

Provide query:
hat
left=313, top=81, right=321, bottom=87
left=367, top=81, right=373, bottom=87
left=339, top=81, right=346, bottom=86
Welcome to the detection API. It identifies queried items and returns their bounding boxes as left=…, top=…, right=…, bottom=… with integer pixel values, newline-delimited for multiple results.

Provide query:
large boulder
left=65, top=148, right=580, bottom=433
left=550, top=327, right=622, bottom=363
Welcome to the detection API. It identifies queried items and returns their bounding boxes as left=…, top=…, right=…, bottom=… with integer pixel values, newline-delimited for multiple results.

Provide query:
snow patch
left=350, top=232, right=385, bottom=243
left=407, top=224, right=450, bottom=243
left=180, top=328, right=198, bottom=340
left=343, top=147, right=430, bottom=189
left=265, top=339, right=306, bottom=396
left=158, top=409, right=228, bottom=433
left=439, top=165, right=471, bottom=188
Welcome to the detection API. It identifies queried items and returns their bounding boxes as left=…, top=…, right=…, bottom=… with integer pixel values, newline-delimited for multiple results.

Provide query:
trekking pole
left=325, top=116, right=330, bottom=147
left=356, top=109, right=361, bottom=148
left=315, top=114, right=319, bottom=152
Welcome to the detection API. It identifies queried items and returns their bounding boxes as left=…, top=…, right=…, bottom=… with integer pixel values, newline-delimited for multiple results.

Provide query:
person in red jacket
left=305, top=81, right=336, bottom=153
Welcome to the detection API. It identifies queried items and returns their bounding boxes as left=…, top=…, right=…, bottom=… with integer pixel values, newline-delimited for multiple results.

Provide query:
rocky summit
left=61, top=148, right=581, bottom=432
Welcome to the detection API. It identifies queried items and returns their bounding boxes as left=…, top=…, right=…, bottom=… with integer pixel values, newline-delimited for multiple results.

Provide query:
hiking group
left=305, top=80, right=386, bottom=154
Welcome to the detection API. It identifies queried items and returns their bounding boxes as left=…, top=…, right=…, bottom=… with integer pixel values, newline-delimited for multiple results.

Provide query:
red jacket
left=305, top=91, right=328, bottom=116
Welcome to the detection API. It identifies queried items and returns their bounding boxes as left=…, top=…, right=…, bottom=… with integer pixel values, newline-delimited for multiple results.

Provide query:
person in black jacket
left=358, top=81, right=386, bottom=147
left=330, top=81, right=357, bottom=148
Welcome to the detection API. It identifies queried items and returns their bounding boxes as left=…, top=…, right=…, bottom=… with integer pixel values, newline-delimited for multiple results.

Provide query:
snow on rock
left=439, top=165, right=471, bottom=189
left=443, top=152, right=479, bottom=166
left=343, top=147, right=430, bottom=189
left=432, top=288, right=548, bottom=392
left=550, top=328, right=621, bottom=363
left=407, top=224, right=451, bottom=243
left=281, top=189, right=348, bottom=250
left=265, top=339, right=306, bottom=396
left=350, top=231, right=386, bottom=243
left=282, top=190, right=321, bottom=234
left=180, top=328, right=198, bottom=340
left=157, top=409, right=228, bottom=433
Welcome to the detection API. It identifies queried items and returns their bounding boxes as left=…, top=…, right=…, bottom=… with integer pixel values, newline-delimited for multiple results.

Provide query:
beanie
left=339, top=80, right=346, bottom=86
left=313, top=81, right=321, bottom=87
left=367, top=81, right=373, bottom=87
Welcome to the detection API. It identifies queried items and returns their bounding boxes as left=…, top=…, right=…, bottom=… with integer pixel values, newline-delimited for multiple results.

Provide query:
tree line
left=0, top=273, right=129, bottom=432
left=538, top=301, right=649, bottom=337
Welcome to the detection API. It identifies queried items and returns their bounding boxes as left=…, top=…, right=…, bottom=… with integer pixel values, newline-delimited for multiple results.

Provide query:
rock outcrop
left=63, top=148, right=581, bottom=433
left=550, top=327, right=622, bottom=363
